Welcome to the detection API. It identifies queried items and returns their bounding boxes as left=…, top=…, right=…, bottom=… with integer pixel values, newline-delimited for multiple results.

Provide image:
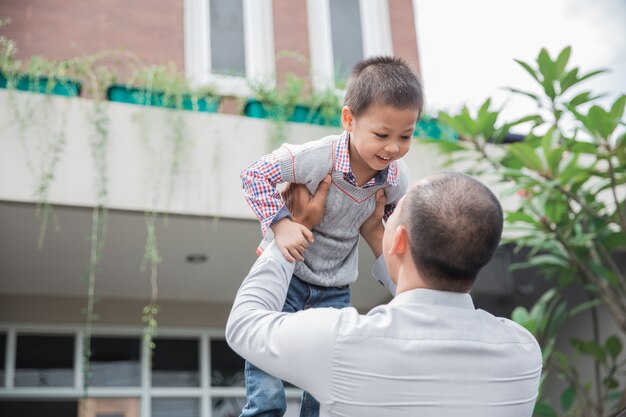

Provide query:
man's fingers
left=301, top=226, right=314, bottom=243
left=375, top=189, right=386, bottom=212
left=312, top=175, right=332, bottom=208
left=281, top=247, right=295, bottom=263
left=288, top=247, right=304, bottom=262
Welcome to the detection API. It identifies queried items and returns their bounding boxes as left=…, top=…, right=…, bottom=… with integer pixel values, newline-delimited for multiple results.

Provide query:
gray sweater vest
left=271, top=135, right=409, bottom=287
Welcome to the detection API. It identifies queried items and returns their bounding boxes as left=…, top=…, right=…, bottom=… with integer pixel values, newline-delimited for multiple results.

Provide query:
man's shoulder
left=477, top=310, right=542, bottom=352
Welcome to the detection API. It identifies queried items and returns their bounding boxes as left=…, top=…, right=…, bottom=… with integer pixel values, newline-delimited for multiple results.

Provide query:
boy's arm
left=241, top=153, right=289, bottom=236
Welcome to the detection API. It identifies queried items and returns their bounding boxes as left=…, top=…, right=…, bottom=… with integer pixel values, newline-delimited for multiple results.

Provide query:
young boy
left=239, top=56, right=423, bottom=417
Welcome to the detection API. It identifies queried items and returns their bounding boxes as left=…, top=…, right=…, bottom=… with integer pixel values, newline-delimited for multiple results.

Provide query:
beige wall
left=0, top=294, right=231, bottom=328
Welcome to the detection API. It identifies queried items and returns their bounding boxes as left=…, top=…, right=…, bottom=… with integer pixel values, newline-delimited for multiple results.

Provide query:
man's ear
left=341, top=106, right=354, bottom=132
left=388, top=226, right=409, bottom=256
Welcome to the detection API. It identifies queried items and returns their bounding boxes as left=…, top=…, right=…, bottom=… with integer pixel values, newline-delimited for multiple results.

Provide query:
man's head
left=384, top=172, right=503, bottom=292
left=341, top=56, right=424, bottom=177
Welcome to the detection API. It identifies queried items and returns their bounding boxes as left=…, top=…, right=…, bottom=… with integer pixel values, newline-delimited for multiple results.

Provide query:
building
left=0, top=1, right=530, bottom=416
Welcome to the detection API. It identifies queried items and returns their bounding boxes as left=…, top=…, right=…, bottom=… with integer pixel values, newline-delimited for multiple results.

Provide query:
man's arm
left=225, top=242, right=339, bottom=402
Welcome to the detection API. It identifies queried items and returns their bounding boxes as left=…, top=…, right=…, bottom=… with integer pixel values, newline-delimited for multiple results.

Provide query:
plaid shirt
left=241, top=132, right=400, bottom=236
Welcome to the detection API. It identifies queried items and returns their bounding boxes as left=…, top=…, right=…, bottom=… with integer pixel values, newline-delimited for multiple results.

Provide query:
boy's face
left=343, top=104, right=419, bottom=174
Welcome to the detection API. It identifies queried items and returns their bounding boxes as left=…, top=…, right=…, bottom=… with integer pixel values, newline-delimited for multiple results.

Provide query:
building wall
left=388, top=0, right=420, bottom=73
left=0, top=295, right=231, bottom=327
left=0, top=0, right=421, bottom=88
left=0, top=0, right=185, bottom=73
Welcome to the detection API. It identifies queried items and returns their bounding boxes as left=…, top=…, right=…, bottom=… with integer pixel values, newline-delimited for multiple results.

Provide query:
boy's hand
left=271, top=218, right=314, bottom=263
left=360, top=189, right=386, bottom=258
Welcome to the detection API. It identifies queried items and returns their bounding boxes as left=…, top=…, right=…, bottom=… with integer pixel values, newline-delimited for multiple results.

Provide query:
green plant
left=308, top=87, right=342, bottom=127
left=431, top=47, right=626, bottom=416
left=249, top=73, right=306, bottom=147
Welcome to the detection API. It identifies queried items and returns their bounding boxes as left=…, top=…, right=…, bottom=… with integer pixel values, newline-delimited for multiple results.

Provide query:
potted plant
left=106, top=64, right=219, bottom=112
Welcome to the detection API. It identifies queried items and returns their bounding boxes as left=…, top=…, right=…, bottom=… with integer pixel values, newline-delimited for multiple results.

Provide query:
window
left=329, top=0, right=364, bottom=82
left=15, top=334, right=74, bottom=387
left=89, top=336, right=141, bottom=387
left=184, top=0, right=276, bottom=96
left=210, top=340, right=244, bottom=387
left=307, top=0, right=393, bottom=90
left=1, top=327, right=303, bottom=417
left=209, top=0, right=246, bottom=76
left=0, top=400, right=78, bottom=417
left=152, top=338, right=200, bottom=387
left=152, top=398, right=200, bottom=417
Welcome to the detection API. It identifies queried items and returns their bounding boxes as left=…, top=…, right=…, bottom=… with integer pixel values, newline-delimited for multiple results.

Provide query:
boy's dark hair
left=402, top=172, right=503, bottom=291
left=343, top=56, right=424, bottom=117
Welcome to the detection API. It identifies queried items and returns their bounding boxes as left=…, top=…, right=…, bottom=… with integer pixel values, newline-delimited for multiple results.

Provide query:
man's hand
left=271, top=218, right=314, bottom=262
left=360, top=189, right=386, bottom=258
left=281, top=175, right=332, bottom=230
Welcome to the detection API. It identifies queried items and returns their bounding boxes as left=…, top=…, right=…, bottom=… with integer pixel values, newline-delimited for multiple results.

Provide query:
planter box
left=243, top=99, right=315, bottom=123
left=106, top=85, right=220, bottom=112
left=243, top=98, right=344, bottom=127
left=414, top=117, right=458, bottom=140
left=0, top=72, right=81, bottom=97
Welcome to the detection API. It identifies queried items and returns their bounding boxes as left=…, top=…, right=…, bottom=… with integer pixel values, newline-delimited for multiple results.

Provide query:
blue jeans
left=240, top=275, right=351, bottom=417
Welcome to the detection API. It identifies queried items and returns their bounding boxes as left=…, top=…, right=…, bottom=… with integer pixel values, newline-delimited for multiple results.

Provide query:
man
left=226, top=172, right=542, bottom=417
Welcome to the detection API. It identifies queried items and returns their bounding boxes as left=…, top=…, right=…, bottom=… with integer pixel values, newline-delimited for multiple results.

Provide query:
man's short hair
left=343, top=56, right=424, bottom=117
left=402, top=172, right=503, bottom=291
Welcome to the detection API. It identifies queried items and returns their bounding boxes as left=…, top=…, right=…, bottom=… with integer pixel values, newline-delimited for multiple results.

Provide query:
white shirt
left=226, top=243, right=542, bottom=417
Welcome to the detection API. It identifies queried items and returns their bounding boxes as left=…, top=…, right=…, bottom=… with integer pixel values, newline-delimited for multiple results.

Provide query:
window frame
left=0, top=324, right=301, bottom=417
left=307, top=0, right=393, bottom=91
left=183, top=0, right=276, bottom=97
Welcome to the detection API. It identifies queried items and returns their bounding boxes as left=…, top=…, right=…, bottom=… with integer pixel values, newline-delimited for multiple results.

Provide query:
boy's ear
left=341, top=106, right=354, bottom=132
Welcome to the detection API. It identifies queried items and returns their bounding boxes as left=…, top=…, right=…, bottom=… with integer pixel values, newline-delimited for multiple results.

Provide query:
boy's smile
left=343, top=104, right=419, bottom=184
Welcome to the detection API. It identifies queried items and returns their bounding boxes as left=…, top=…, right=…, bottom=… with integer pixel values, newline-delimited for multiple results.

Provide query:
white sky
left=414, top=0, right=626, bottom=123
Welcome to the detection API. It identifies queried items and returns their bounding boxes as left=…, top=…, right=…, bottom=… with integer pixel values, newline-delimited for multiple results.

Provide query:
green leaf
left=537, top=48, right=556, bottom=84
left=545, top=198, right=567, bottom=223
left=533, top=401, right=558, bottom=417
left=552, top=351, right=570, bottom=370
left=555, top=46, right=572, bottom=78
left=438, top=111, right=469, bottom=137
left=576, top=68, right=608, bottom=85
left=599, top=231, right=626, bottom=251
left=509, top=143, right=545, bottom=172
left=506, top=211, right=537, bottom=225
left=514, top=58, right=539, bottom=82
left=569, top=299, right=601, bottom=317
left=560, top=67, right=579, bottom=93
left=569, top=141, right=597, bottom=154
left=605, top=335, right=623, bottom=359
left=528, top=254, right=570, bottom=269
left=569, top=91, right=596, bottom=107
left=512, top=307, right=532, bottom=330
left=610, top=94, right=626, bottom=120
left=560, top=386, right=576, bottom=411
left=571, top=338, right=607, bottom=364
left=506, top=87, right=540, bottom=102
left=588, top=105, right=613, bottom=138
left=603, top=376, right=619, bottom=389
